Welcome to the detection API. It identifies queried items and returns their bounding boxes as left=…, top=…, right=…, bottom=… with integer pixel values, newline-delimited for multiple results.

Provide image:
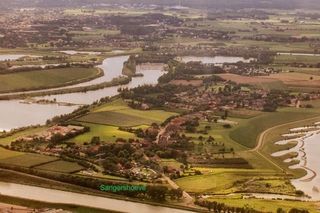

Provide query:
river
left=0, top=54, right=27, bottom=61
left=0, top=56, right=164, bottom=130
left=272, top=125, right=320, bottom=201
left=0, top=181, right=191, bottom=213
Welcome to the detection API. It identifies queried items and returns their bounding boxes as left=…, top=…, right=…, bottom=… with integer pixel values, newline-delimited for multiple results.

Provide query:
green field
left=0, top=147, right=25, bottom=160
left=0, top=153, right=58, bottom=168
left=274, top=54, right=320, bottom=65
left=229, top=108, right=320, bottom=148
left=175, top=168, right=291, bottom=194
left=0, top=67, right=100, bottom=93
left=0, top=127, right=46, bottom=146
left=206, top=197, right=319, bottom=213
left=77, top=98, right=178, bottom=127
left=70, top=123, right=137, bottom=144
left=35, top=160, right=84, bottom=173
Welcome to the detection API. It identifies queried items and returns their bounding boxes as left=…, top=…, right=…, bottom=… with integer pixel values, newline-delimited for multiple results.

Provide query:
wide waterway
left=272, top=125, right=320, bottom=200
left=0, top=181, right=191, bottom=213
left=0, top=55, right=164, bottom=130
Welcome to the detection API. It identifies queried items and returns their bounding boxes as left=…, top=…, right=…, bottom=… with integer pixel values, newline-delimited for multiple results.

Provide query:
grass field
left=0, top=127, right=46, bottom=146
left=0, top=67, right=100, bottom=93
left=160, top=159, right=183, bottom=170
left=175, top=168, right=291, bottom=194
left=70, top=122, right=137, bottom=144
left=35, top=160, right=84, bottom=173
left=229, top=108, right=320, bottom=148
left=0, top=147, right=25, bottom=160
left=77, top=98, right=177, bottom=127
left=261, top=72, right=320, bottom=88
left=274, top=54, right=320, bottom=65
left=0, top=153, right=58, bottom=168
left=206, top=197, right=319, bottom=213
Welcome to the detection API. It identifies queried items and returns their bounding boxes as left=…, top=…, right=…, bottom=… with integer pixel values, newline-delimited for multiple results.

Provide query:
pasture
left=0, top=147, right=24, bottom=160
left=35, top=160, right=84, bottom=173
left=70, top=123, right=137, bottom=144
left=0, top=67, right=99, bottom=93
left=0, top=153, right=58, bottom=168
left=206, top=197, right=318, bottom=213
left=229, top=108, right=320, bottom=148
left=77, top=98, right=177, bottom=127
left=0, top=127, right=46, bottom=146
left=175, top=168, right=290, bottom=194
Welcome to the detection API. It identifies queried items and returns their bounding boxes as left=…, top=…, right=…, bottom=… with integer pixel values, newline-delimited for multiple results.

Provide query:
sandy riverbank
left=272, top=123, right=320, bottom=200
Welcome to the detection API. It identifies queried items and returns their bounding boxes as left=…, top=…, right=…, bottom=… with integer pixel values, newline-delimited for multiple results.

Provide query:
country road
left=163, top=175, right=194, bottom=206
left=250, top=115, right=320, bottom=171
left=252, top=115, right=320, bottom=152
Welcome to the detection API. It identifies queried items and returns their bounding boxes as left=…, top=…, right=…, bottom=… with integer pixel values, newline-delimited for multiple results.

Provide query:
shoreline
left=272, top=123, right=320, bottom=200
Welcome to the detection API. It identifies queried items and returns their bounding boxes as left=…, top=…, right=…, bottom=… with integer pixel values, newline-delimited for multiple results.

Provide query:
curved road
left=251, top=115, right=320, bottom=171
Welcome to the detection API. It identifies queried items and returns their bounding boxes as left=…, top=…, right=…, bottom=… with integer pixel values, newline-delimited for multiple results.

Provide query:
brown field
left=169, top=79, right=203, bottom=86
left=261, top=72, right=320, bottom=88
left=216, top=74, right=278, bottom=84
left=218, top=73, right=320, bottom=88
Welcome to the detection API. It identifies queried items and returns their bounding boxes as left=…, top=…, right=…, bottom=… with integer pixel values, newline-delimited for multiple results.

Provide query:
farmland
left=35, top=160, right=84, bottom=173
left=70, top=122, right=137, bottom=144
left=175, top=168, right=293, bottom=194
left=1, top=3, right=320, bottom=212
left=206, top=197, right=319, bottom=213
left=0, top=153, right=58, bottom=168
left=229, top=108, right=320, bottom=148
left=77, top=98, right=178, bottom=127
left=0, top=67, right=100, bottom=93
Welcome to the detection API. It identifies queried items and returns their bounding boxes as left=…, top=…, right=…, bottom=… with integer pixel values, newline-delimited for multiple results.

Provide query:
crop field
left=70, top=122, right=137, bottom=144
left=229, top=108, right=320, bottom=148
left=0, top=127, right=46, bottom=146
left=77, top=98, right=177, bottom=127
left=261, top=72, right=320, bottom=88
left=175, top=168, right=286, bottom=194
left=0, top=147, right=24, bottom=160
left=216, top=73, right=281, bottom=85
left=230, top=109, right=318, bottom=148
left=0, top=67, right=100, bottom=93
left=0, top=153, right=58, bottom=168
left=35, top=160, right=84, bottom=173
left=160, top=159, right=183, bottom=170
left=206, top=197, right=318, bottom=213
left=274, top=54, right=320, bottom=64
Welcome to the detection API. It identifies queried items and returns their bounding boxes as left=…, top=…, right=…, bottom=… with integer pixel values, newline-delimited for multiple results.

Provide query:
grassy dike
left=0, top=169, right=205, bottom=212
left=0, top=67, right=103, bottom=94
left=0, top=195, right=118, bottom=213
left=0, top=76, right=131, bottom=100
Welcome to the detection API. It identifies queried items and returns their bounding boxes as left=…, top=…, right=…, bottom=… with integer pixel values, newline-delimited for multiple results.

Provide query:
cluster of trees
left=195, top=199, right=262, bottom=213
left=0, top=161, right=179, bottom=202
left=134, top=53, right=176, bottom=64
left=122, top=56, right=137, bottom=76
left=120, top=84, right=191, bottom=108
left=263, top=90, right=291, bottom=112
left=159, top=61, right=224, bottom=84
left=12, top=126, right=89, bottom=150
left=47, top=105, right=90, bottom=125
